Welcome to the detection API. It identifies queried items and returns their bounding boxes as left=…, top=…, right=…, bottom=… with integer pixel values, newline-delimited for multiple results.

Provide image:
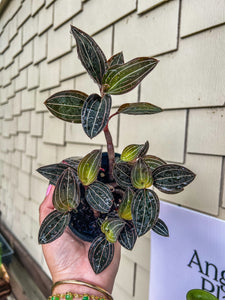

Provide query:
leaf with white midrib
left=117, top=102, right=162, bottom=115
left=38, top=210, right=70, bottom=244
left=36, top=163, right=69, bottom=185
left=107, top=52, right=124, bottom=67
left=118, top=221, right=137, bottom=250
left=152, top=218, right=169, bottom=237
left=143, top=155, right=166, bottom=172
left=88, top=235, right=114, bottom=274
left=113, top=162, right=133, bottom=188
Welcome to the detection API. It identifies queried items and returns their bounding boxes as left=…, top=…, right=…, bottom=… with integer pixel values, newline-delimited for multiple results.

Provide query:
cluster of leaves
left=37, top=26, right=196, bottom=274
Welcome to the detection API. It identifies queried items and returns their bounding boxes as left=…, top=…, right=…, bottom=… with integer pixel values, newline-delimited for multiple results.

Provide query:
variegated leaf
left=131, top=158, right=153, bottom=189
left=152, top=218, right=169, bottom=237
left=153, top=164, right=196, bottom=194
left=118, top=188, right=134, bottom=220
left=118, top=221, right=137, bottom=250
left=81, top=93, right=112, bottom=138
left=77, top=149, right=102, bottom=186
left=101, top=218, right=126, bottom=243
left=44, top=90, right=87, bottom=123
left=132, top=189, right=160, bottom=237
left=121, top=141, right=149, bottom=162
left=86, top=181, right=113, bottom=213
left=107, top=52, right=124, bottom=67
left=117, top=102, right=162, bottom=115
left=113, top=162, right=133, bottom=188
left=38, top=210, right=70, bottom=244
left=53, top=167, right=80, bottom=212
left=61, top=156, right=82, bottom=171
left=71, top=25, right=107, bottom=86
left=88, top=235, right=114, bottom=274
left=36, top=163, right=68, bottom=185
left=143, top=155, right=166, bottom=172
left=102, top=57, right=158, bottom=95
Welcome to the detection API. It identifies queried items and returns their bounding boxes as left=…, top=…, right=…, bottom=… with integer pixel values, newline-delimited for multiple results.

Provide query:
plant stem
left=103, top=124, right=115, bottom=182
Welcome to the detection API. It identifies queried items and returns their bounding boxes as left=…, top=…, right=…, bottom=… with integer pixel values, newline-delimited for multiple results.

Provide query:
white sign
left=149, top=201, right=225, bottom=300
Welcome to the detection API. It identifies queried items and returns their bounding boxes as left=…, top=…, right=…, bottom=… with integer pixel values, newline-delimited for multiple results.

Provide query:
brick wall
left=0, top=0, right=225, bottom=298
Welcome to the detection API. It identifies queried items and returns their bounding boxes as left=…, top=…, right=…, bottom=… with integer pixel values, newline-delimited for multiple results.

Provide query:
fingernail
left=46, top=185, right=52, bottom=196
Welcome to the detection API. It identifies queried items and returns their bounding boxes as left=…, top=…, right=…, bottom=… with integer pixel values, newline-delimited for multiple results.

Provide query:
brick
left=11, top=150, right=21, bottom=168
left=157, top=154, right=222, bottom=216
left=15, top=68, right=27, bottom=92
left=114, top=0, right=179, bottom=61
left=36, top=89, right=49, bottom=112
left=138, top=0, right=170, bottom=14
left=66, top=107, right=118, bottom=146
left=134, top=265, right=150, bottom=300
left=26, top=134, right=37, bottom=157
left=11, top=58, right=19, bottom=79
left=19, top=40, right=33, bottom=70
left=38, top=5, right=53, bottom=35
left=30, top=175, right=48, bottom=203
left=37, top=138, right=57, bottom=165
left=18, top=169, right=30, bottom=198
left=22, top=14, right=38, bottom=45
left=28, top=65, right=39, bottom=90
left=30, top=111, right=43, bottom=136
left=21, top=152, right=32, bottom=173
left=188, top=108, right=225, bottom=156
left=181, top=0, right=225, bottom=38
left=54, top=0, right=82, bottom=29
left=21, top=89, right=36, bottom=111
left=115, top=256, right=135, bottom=296
left=18, top=111, right=30, bottom=132
left=11, top=29, right=22, bottom=58
left=39, top=60, right=60, bottom=91
left=118, top=110, right=186, bottom=163
left=56, top=143, right=98, bottom=162
left=17, top=0, right=32, bottom=28
left=34, top=34, right=47, bottom=64
left=73, top=0, right=136, bottom=36
left=43, top=113, right=65, bottom=145
left=13, top=92, right=21, bottom=116
left=15, top=132, right=26, bottom=151
left=141, top=26, right=225, bottom=109
left=32, top=0, right=45, bottom=16
left=47, top=25, right=72, bottom=62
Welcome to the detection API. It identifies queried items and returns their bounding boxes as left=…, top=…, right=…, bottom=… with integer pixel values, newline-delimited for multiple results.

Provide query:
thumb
left=39, top=184, right=55, bottom=224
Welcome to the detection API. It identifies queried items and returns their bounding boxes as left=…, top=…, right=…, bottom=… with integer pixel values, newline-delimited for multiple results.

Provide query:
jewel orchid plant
left=37, top=26, right=196, bottom=274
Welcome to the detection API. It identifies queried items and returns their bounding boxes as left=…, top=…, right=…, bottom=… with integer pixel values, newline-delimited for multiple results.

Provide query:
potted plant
left=37, top=26, right=195, bottom=274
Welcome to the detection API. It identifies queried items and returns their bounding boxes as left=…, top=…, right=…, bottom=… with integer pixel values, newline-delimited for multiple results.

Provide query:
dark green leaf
left=118, top=188, right=133, bottom=220
left=152, top=218, right=169, bottom=237
left=186, top=289, right=217, bottom=300
left=81, top=93, right=112, bottom=138
left=38, top=210, right=70, bottom=244
left=86, top=181, right=113, bottom=213
left=143, top=155, right=166, bottom=172
left=77, top=149, right=102, bottom=186
left=36, top=163, right=68, bottom=185
left=61, top=157, right=81, bottom=170
left=118, top=221, right=137, bottom=250
left=102, top=57, right=158, bottom=95
left=107, top=52, right=124, bottom=67
left=113, top=162, right=133, bottom=188
left=132, top=189, right=160, bottom=237
left=45, top=90, right=87, bottom=123
left=71, top=25, right=107, bottom=86
left=131, top=158, right=153, bottom=189
left=88, top=235, right=114, bottom=274
left=153, top=164, right=196, bottom=194
left=53, top=167, right=80, bottom=212
left=117, top=102, right=162, bottom=115
left=121, top=141, right=149, bottom=162
left=101, top=218, right=125, bottom=243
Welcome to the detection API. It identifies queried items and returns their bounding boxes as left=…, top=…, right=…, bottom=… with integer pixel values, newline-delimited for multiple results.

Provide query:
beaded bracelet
left=48, top=292, right=107, bottom=300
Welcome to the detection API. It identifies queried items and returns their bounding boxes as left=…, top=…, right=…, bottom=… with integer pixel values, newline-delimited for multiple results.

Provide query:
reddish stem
left=103, top=124, right=115, bottom=182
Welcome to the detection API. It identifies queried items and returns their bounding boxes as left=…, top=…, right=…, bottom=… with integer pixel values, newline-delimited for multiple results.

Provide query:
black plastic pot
left=69, top=152, right=120, bottom=242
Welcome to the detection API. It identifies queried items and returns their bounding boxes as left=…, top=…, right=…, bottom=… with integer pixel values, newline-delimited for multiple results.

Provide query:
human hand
left=39, top=184, right=121, bottom=296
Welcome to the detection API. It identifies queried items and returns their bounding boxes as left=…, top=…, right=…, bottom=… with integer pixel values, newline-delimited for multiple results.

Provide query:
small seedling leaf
left=71, top=26, right=107, bottom=86
left=38, top=210, right=70, bottom=244
left=113, top=162, right=133, bottom=188
left=88, top=235, right=114, bottom=274
left=53, top=167, right=80, bottom=212
left=86, top=181, right=113, bottom=213
left=101, top=218, right=126, bottom=243
left=153, top=164, right=196, bottom=194
left=118, top=221, right=137, bottom=250
left=81, top=94, right=112, bottom=138
left=117, top=102, right=162, bottom=115
left=77, top=149, right=102, bottom=186
left=102, top=57, right=158, bottom=95
left=132, top=189, right=160, bottom=237
left=107, top=52, right=124, bottom=67
left=45, top=90, right=87, bottom=123
left=152, top=218, right=169, bottom=237
left=131, top=158, right=153, bottom=189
